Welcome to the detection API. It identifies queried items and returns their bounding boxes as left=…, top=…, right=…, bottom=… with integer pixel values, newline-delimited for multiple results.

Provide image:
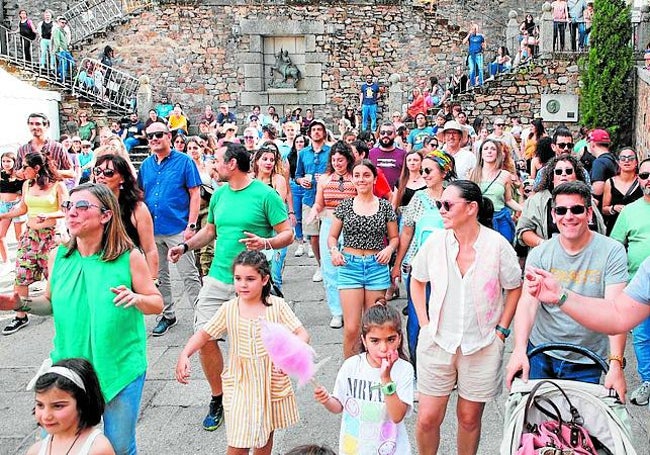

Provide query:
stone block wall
left=635, top=67, right=650, bottom=158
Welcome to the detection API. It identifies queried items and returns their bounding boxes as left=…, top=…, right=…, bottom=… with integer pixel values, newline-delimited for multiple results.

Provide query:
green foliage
left=579, top=0, right=634, bottom=147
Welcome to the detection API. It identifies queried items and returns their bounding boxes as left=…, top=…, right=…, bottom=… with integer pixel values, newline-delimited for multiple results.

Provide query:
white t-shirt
left=332, top=353, right=414, bottom=455
left=445, top=146, right=477, bottom=180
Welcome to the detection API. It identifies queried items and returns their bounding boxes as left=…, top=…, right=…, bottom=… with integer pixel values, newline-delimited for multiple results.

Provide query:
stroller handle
left=527, top=342, right=609, bottom=373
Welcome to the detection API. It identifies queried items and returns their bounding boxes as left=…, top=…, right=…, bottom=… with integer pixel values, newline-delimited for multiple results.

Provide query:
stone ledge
left=240, top=19, right=325, bottom=35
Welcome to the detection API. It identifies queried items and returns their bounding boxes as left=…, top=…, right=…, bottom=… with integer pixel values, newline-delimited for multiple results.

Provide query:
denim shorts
left=337, top=252, right=391, bottom=291
left=0, top=200, right=27, bottom=223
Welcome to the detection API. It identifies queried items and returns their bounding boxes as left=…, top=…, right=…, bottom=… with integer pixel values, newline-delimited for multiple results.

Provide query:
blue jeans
left=633, top=316, right=650, bottom=382
left=361, top=104, right=377, bottom=132
left=406, top=272, right=431, bottom=373
left=56, top=51, right=74, bottom=82
left=527, top=342, right=601, bottom=384
left=489, top=62, right=509, bottom=77
left=318, top=217, right=342, bottom=317
left=104, top=373, right=145, bottom=455
left=290, top=180, right=305, bottom=241
left=124, top=137, right=140, bottom=153
left=467, top=53, right=484, bottom=86
left=271, top=246, right=288, bottom=291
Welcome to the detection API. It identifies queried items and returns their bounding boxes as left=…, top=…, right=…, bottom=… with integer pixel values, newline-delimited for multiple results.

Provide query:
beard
left=380, top=137, right=395, bottom=148
left=643, top=186, right=650, bottom=196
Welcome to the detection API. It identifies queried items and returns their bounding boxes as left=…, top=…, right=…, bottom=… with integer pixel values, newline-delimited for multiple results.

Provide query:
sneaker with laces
left=630, top=381, right=650, bottom=406
left=152, top=316, right=177, bottom=337
left=2, top=316, right=29, bottom=335
left=294, top=244, right=305, bottom=257
left=307, top=244, right=315, bottom=258
left=202, top=400, right=224, bottom=431
left=312, top=269, right=322, bottom=282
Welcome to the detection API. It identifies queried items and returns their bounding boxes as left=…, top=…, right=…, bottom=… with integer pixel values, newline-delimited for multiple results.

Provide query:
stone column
left=636, top=6, right=650, bottom=54
left=137, top=75, right=153, bottom=118
left=387, top=73, right=403, bottom=118
left=507, top=11, right=520, bottom=59
left=539, top=2, right=554, bottom=58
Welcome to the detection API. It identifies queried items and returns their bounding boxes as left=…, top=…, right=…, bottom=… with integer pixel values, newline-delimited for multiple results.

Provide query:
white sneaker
left=329, top=315, right=343, bottom=329
left=307, top=244, right=315, bottom=258
left=294, top=244, right=305, bottom=257
left=312, top=269, right=322, bottom=282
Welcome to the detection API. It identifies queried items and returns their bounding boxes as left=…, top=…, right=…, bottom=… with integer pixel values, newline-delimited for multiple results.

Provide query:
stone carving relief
left=269, top=49, right=302, bottom=89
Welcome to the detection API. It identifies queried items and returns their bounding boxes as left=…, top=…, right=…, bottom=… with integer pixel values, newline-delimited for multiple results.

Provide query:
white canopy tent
left=0, top=68, right=61, bottom=154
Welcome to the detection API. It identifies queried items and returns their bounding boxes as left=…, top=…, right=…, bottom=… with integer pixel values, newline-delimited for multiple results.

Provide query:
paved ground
left=0, top=236, right=648, bottom=454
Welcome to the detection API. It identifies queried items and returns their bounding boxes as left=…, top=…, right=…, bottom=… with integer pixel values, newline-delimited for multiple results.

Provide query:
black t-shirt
left=590, top=152, right=619, bottom=183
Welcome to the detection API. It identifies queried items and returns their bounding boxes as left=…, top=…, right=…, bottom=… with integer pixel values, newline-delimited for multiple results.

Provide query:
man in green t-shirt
left=168, top=142, right=293, bottom=431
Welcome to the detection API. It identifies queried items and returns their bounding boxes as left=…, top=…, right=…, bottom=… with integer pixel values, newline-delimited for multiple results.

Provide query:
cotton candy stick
left=260, top=319, right=316, bottom=386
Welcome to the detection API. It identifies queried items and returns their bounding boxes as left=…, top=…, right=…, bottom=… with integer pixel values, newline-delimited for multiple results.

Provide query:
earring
left=119, top=182, right=124, bottom=190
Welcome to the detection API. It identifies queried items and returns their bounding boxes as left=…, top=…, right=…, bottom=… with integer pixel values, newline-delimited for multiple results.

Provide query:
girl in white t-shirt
left=314, top=301, right=414, bottom=454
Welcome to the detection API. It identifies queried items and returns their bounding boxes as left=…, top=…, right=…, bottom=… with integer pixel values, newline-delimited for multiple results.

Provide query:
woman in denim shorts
left=0, top=151, right=26, bottom=264
left=327, top=159, right=399, bottom=358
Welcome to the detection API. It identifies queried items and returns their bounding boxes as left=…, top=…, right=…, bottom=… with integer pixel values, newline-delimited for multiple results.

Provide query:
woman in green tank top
left=0, top=182, right=163, bottom=454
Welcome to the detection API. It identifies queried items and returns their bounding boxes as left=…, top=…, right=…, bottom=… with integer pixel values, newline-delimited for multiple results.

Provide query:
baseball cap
left=588, top=129, right=611, bottom=143
left=308, top=119, right=327, bottom=133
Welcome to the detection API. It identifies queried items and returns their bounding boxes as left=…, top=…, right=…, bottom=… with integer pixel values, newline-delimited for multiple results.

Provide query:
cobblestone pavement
left=0, top=238, right=648, bottom=454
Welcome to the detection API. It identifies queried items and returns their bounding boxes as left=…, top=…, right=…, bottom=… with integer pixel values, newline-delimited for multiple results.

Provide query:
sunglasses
left=379, top=130, right=394, bottom=136
left=553, top=205, right=586, bottom=215
left=618, top=155, right=637, bottom=162
left=61, top=200, right=107, bottom=213
left=495, top=123, right=505, bottom=127
left=420, top=167, right=435, bottom=175
left=146, top=131, right=166, bottom=140
left=435, top=200, right=470, bottom=211
left=638, top=172, right=650, bottom=179
left=554, top=168, right=574, bottom=176
left=93, top=167, right=116, bottom=177
left=244, top=136, right=256, bottom=140
left=556, top=142, right=574, bottom=149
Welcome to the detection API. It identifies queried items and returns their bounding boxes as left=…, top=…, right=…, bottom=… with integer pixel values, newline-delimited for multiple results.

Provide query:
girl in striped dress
left=176, top=251, right=310, bottom=454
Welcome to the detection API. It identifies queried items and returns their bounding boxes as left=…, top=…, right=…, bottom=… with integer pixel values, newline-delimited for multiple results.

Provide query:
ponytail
left=478, top=196, right=494, bottom=228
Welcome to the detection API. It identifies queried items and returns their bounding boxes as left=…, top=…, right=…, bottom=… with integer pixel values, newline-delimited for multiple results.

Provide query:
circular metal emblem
left=546, top=99, right=561, bottom=114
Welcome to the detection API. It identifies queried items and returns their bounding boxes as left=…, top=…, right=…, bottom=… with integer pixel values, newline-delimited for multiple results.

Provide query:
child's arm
left=293, top=326, right=310, bottom=344
left=381, top=350, right=409, bottom=423
left=176, top=330, right=212, bottom=384
left=313, top=385, right=343, bottom=414
left=88, top=433, right=116, bottom=454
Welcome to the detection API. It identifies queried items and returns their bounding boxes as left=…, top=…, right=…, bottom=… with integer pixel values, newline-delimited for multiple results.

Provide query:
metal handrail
left=73, top=57, right=140, bottom=113
left=63, top=0, right=123, bottom=45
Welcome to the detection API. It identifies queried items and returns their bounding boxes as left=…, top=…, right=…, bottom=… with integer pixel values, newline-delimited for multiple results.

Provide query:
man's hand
left=168, top=245, right=186, bottom=264
left=505, top=348, right=530, bottom=389
left=525, top=267, right=562, bottom=303
left=604, top=363, right=627, bottom=403
left=239, top=231, right=267, bottom=250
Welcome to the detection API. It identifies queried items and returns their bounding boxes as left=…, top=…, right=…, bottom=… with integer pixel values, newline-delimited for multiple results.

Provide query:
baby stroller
left=501, top=343, right=637, bottom=454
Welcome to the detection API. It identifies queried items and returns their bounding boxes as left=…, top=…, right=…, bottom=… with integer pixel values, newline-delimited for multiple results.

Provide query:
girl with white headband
left=27, top=358, right=115, bottom=455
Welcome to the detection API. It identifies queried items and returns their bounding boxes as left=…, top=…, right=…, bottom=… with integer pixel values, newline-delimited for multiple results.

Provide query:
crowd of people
left=1, top=99, right=649, bottom=455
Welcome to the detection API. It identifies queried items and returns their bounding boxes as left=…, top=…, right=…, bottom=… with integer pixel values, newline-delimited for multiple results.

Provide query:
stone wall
left=635, top=67, right=650, bottom=158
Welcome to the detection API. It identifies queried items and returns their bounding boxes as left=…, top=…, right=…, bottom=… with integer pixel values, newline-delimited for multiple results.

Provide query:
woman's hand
left=390, top=264, right=402, bottom=285
left=288, top=213, right=297, bottom=227
left=330, top=250, right=346, bottom=267
left=175, top=355, right=191, bottom=384
left=375, top=247, right=393, bottom=265
left=111, top=285, right=142, bottom=309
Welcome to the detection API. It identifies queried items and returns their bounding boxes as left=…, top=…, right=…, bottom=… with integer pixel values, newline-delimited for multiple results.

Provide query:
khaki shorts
left=194, top=276, right=236, bottom=333
left=416, top=328, right=505, bottom=402
left=302, top=203, right=321, bottom=236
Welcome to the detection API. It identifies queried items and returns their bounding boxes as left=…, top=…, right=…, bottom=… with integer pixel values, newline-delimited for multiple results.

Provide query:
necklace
left=49, top=432, right=82, bottom=455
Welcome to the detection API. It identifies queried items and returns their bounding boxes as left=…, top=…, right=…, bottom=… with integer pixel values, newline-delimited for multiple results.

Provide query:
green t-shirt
left=50, top=247, right=146, bottom=402
left=610, top=197, right=650, bottom=278
left=207, top=179, right=288, bottom=284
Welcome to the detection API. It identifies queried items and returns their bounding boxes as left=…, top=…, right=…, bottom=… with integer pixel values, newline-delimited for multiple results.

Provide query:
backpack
left=413, top=191, right=444, bottom=249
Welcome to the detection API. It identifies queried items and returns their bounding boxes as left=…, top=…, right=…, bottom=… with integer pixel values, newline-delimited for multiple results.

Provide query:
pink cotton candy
left=260, top=319, right=315, bottom=386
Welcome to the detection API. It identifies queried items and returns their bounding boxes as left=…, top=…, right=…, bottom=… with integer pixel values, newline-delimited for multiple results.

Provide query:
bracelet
left=495, top=324, right=511, bottom=338
left=288, top=211, right=295, bottom=215
left=329, top=246, right=339, bottom=253
left=264, top=238, right=272, bottom=250
left=14, top=296, right=32, bottom=312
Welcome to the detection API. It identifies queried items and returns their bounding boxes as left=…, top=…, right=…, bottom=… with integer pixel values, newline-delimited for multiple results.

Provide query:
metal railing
left=73, top=57, right=140, bottom=113
left=63, top=0, right=123, bottom=45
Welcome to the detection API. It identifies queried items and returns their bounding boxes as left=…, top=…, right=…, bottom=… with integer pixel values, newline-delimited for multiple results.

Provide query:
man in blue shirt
left=407, top=113, right=435, bottom=152
left=359, top=74, right=380, bottom=133
left=295, top=119, right=330, bottom=283
left=155, top=94, right=174, bottom=120
left=137, top=122, right=202, bottom=336
left=463, top=24, right=486, bottom=87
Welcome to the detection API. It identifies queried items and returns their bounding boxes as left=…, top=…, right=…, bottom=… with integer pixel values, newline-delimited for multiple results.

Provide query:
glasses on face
left=435, top=200, right=470, bottom=211
left=555, top=142, right=574, bottom=149
left=379, top=130, right=394, bottom=136
left=244, top=136, right=255, bottom=140
left=146, top=131, right=166, bottom=140
left=61, top=200, right=107, bottom=213
left=554, top=167, right=574, bottom=176
left=495, top=123, right=505, bottom=127
left=82, top=145, right=91, bottom=149
left=553, top=205, right=586, bottom=216
left=420, top=167, right=435, bottom=175
left=638, top=172, right=650, bottom=180
left=619, top=155, right=637, bottom=162
left=93, top=167, right=116, bottom=177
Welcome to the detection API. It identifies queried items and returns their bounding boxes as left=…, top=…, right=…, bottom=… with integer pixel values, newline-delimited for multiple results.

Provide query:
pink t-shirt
left=552, top=0, right=568, bottom=20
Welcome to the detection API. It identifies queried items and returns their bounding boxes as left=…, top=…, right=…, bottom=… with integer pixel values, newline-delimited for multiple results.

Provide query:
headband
left=425, top=149, right=454, bottom=175
left=43, top=366, right=86, bottom=392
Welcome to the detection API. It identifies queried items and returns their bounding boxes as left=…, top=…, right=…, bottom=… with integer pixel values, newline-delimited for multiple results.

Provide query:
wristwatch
left=180, top=242, right=189, bottom=254
left=495, top=324, right=511, bottom=339
left=608, top=355, right=626, bottom=369
left=556, top=288, right=569, bottom=307
left=381, top=381, right=397, bottom=396
left=187, top=223, right=197, bottom=231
